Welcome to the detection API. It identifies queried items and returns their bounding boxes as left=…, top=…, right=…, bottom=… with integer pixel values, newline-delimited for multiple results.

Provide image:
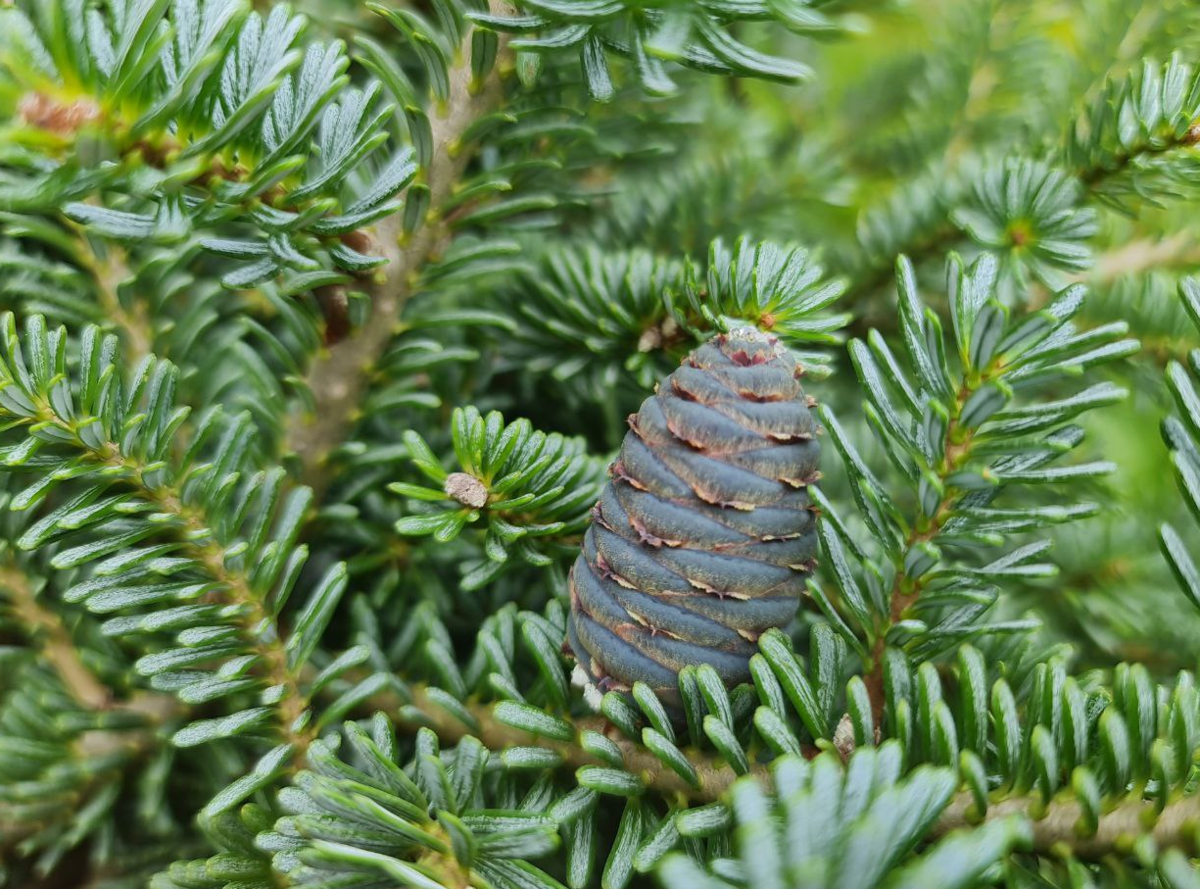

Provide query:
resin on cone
left=567, top=328, right=820, bottom=705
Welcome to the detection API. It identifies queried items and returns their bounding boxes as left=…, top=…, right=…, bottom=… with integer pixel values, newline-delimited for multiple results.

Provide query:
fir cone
left=567, top=328, right=820, bottom=706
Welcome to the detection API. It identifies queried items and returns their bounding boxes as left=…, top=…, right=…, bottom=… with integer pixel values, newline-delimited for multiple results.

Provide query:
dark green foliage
left=473, top=1, right=826, bottom=99
left=0, top=314, right=362, bottom=751
left=1160, top=278, right=1200, bottom=618
left=1064, top=54, right=1200, bottom=208
left=659, top=745, right=1032, bottom=889
left=393, top=405, right=607, bottom=589
left=0, top=660, right=172, bottom=877
left=3, top=0, right=1200, bottom=887
left=951, top=157, right=1097, bottom=291
left=267, top=719, right=566, bottom=889
left=505, top=237, right=847, bottom=402
left=814, top=253, right=1137, bottom=670
left=1, top=0, right=413, bottom=287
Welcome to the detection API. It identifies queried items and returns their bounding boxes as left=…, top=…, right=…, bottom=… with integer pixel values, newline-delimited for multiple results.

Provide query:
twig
left=1083, top=233, right=1200, bottom=284
left=863, top=379, right=978, bottom=727
left=390, top=684, right=764, bottom=802
left=105, top=453, right=315, bottom=764
left=2, top=561, right=112, bottom=710
left=93, top=247, right=154, bottom=362
left=934, top=789, right=1200, bottom=858
left=0, top=559, right=180, bottom=868
left=284, top=8, right=513, bottom=500
left=1075, top=108, right=1200, bottom=192
left=69, top=222, right=155, bottom=365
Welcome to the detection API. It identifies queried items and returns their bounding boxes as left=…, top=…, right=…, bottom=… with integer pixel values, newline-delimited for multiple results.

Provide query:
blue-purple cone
left=567, top=329, right=820, bottom=705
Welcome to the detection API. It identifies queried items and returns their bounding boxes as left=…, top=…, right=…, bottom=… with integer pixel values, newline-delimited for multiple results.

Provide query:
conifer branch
left=6, top=2, right=1200, bottom=885
left=19, top=396, right=315, bottom=761
left=0, top=730, right=164, bottom=856
left=285, top=7, right=513, bottom=498
left=1076, top=123, right=1200, bottom=188
left=394, top=682, right=1200, bottom=862
left=0, top=559, right=180, bottom=869
left=863, top=375, right=984, bottom=725
left=2, top=555, right=180, bottom=748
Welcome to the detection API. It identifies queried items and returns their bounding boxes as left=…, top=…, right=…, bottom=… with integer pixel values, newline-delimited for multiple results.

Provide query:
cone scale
left=567, top=329, right=820, bottom=705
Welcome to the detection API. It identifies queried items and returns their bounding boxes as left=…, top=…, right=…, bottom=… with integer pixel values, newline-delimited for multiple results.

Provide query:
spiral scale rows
left=567, top=329, right=820, bottom=703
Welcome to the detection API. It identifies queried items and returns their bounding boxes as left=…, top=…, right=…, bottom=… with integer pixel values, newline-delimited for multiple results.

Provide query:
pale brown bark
left=285, top=8, right=513, bottom=499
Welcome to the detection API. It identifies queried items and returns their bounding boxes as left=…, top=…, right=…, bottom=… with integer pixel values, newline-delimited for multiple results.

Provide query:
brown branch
left=67, top=221, right=155, bottom=365
left=284, top=7, right=513, bottom=500
left=387, top=684, right=764, bottom=803
left=92, top=246, right=154, bottom=362
left=934, top=789, right=1200, bottom=859
left=1083, top=233, right=1200, bottom=284
left=863, top=379, right=979, bottom=727
left=0, top=559, right=181, bottom=871
left=2, top=562, right=112, bottom=710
